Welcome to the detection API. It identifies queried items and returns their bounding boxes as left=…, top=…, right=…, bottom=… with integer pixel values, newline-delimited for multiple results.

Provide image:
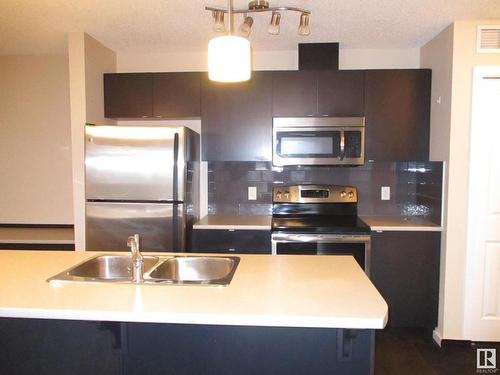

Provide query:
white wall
left=339, top=48, right=420, bottom=70
left=421, top=20, right=500, bottom=341
left=420, top=23, right=455, bottom=342
left=116, top=48, right=420, bottom=72
left=0, top=55, right=73, bottom=224
left=68, top=32, right=116, bottom=250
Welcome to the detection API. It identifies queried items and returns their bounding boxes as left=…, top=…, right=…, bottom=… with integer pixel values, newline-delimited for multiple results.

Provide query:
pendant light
left=208, top=0, right=251, bottom=82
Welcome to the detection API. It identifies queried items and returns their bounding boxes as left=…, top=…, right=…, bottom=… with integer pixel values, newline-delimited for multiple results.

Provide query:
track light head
left=268, top=11, right=281, bottom=35
left=239, top=16, right=254, bottom=37
left=298, top=13, right=310, bottom=36
left=213, top=10, right=225, bottom=33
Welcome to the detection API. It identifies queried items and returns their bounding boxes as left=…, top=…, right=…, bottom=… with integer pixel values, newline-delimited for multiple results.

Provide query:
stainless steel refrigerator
left=85, top=124, right=200, bottom=252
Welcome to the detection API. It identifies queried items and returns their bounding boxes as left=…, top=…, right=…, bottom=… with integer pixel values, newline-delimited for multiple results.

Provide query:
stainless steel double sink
left=47, top=255, right=240, bottom=286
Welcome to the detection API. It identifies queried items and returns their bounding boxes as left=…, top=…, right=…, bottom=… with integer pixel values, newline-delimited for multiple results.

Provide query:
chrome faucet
left=127, top=234, right=144, bottom=283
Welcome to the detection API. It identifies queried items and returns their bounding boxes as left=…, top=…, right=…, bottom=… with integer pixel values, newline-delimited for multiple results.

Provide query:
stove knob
left=284, top=191, right=290, bottom=199
left=276, top=191, right=282, bottom=200
left=348, top=191, right=354, bottom=199
left=340, top=191, right=347, bottom=198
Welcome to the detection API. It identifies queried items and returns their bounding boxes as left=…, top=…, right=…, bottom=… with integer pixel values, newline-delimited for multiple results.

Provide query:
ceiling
left=1, top=0, right=499, bottom=56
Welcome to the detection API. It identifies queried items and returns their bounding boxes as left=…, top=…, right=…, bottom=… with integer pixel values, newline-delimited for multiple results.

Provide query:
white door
left=465, top=67, right=500, bottom=341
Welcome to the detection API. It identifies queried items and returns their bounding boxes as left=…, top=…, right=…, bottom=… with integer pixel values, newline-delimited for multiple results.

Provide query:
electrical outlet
left=248, top=186, right=257, bottom=200
left=381, top=186, right=390, bottom=201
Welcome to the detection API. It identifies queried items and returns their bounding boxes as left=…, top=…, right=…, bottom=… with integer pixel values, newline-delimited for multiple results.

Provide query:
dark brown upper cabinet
left=317, top=71, right=365, bottom=116
left=104, top=73, right=153, bottom=118
left=272, top=71, right=317, bottom=117
left=272, top=70, right=365, bottom=117
left=104, top=72, right=201, bottom=119
left=201, top=72, right=273, bottom=161
left=364, top=69, right=431, bottom=161
left=153, top=72, right=200, bottom=118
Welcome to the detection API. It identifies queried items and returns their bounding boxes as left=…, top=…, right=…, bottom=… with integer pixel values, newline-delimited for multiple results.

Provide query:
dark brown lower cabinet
left=370, top=231, right=441, bottom=329
left=0, top=318, right=120, bottom=375
left=190, top=229, right=271, bottom=254
left=125, top=324, right=374, bottom=375
left=0, top=319, right=375, bottom=375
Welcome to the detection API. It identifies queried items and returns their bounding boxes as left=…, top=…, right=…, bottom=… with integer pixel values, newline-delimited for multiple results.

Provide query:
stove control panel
left=273, top=185, right=358, bottom=203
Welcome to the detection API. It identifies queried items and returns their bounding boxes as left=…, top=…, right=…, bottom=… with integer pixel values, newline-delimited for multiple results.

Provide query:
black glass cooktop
left=271, top=215, right=370, bottom=234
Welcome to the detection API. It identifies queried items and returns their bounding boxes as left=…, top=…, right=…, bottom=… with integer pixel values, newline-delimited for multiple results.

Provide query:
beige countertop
left=360, top=216, right=442, bottom=232
left=193, top=215, right=272, bottom=230
left=193, top=215, right=442, bottom=232
left=0, top=250, right=387, bottom=329
left=0, top=227, right=74, bottom=244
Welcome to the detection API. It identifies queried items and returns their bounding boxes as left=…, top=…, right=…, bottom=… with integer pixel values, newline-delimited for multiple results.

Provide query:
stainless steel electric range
left=271, top=184, right=371, bottom=275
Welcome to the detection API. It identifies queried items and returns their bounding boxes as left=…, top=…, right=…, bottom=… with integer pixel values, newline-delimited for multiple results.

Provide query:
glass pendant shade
left=208, top=35, right=251, bottom=82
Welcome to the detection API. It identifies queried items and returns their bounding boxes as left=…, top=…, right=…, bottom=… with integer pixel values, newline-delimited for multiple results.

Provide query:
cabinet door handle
left=228, top=248, right=236, bottom=252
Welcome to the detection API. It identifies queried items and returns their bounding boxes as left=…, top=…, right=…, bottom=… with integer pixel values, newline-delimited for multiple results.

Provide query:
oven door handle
left=271, top=233, right=370, bottom=243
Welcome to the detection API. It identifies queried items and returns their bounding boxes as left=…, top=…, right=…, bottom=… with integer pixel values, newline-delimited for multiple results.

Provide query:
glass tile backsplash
left=207, top=162, right=443, bottom=223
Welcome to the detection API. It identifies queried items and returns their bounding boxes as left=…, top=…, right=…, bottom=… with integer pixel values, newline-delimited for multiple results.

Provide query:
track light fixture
left=206, top=1, right=310, bottom=82
left=208, top=0, right=251, bottom=83
left=206, top=1, right=311, bottom=37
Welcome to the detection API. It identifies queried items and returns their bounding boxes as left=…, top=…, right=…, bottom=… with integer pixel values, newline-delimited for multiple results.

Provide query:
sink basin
left=146, top=256, right=240, bottom=285
left=47, top=255, right=239, bottom=286
left=47, top=255, right=160, bottom=283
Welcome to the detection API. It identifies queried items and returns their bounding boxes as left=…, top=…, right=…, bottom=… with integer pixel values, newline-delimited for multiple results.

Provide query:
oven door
left=272, top=126, right=365, bottom=166
left=271, top=233, right=371, bottom=275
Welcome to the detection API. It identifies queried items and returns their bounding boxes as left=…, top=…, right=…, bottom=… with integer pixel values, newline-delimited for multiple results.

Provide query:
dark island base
left=0, top=318, right=375, bottom=375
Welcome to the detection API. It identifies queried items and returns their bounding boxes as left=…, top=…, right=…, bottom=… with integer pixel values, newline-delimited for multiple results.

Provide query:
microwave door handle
left=339, top=130, right=345, bottom=160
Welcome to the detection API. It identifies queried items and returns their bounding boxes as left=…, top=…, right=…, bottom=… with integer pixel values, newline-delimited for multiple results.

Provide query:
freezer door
left=85, top=125, right=187, bottom=201
left=86, top=202, right=185, bottom=252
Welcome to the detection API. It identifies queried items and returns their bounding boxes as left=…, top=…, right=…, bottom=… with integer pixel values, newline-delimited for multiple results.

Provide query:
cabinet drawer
left=191, top=229, right=271, bottom=254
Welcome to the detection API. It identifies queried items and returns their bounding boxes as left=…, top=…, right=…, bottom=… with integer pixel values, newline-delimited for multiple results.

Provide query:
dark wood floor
left=375, top=328, right=500, bottom=375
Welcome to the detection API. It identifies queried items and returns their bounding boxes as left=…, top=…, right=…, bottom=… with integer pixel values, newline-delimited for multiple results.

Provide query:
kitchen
left=1, top=1, right=500, bottom=374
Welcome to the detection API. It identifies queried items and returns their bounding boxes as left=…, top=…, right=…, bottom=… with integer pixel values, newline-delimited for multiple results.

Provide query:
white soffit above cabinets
left=477, top=25, right=500, bottom=53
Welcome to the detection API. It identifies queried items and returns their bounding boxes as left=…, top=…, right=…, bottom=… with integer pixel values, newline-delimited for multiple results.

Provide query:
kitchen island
left=0, top=250, right=387, bottom=375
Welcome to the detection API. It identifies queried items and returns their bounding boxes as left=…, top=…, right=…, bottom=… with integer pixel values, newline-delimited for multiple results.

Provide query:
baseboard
left=432, top=328, right=442, bottom=347
left=433, top=329, right=474, bottom=347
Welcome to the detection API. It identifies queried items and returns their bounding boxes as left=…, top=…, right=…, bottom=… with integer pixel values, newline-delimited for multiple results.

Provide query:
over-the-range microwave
left=272, top=117, right=365, bottom=166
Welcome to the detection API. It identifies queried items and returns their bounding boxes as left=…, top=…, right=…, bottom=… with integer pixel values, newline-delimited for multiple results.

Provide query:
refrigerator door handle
left=173, top=132, right=179, bottom=202
left=172, top=133, right=179, bottom=251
